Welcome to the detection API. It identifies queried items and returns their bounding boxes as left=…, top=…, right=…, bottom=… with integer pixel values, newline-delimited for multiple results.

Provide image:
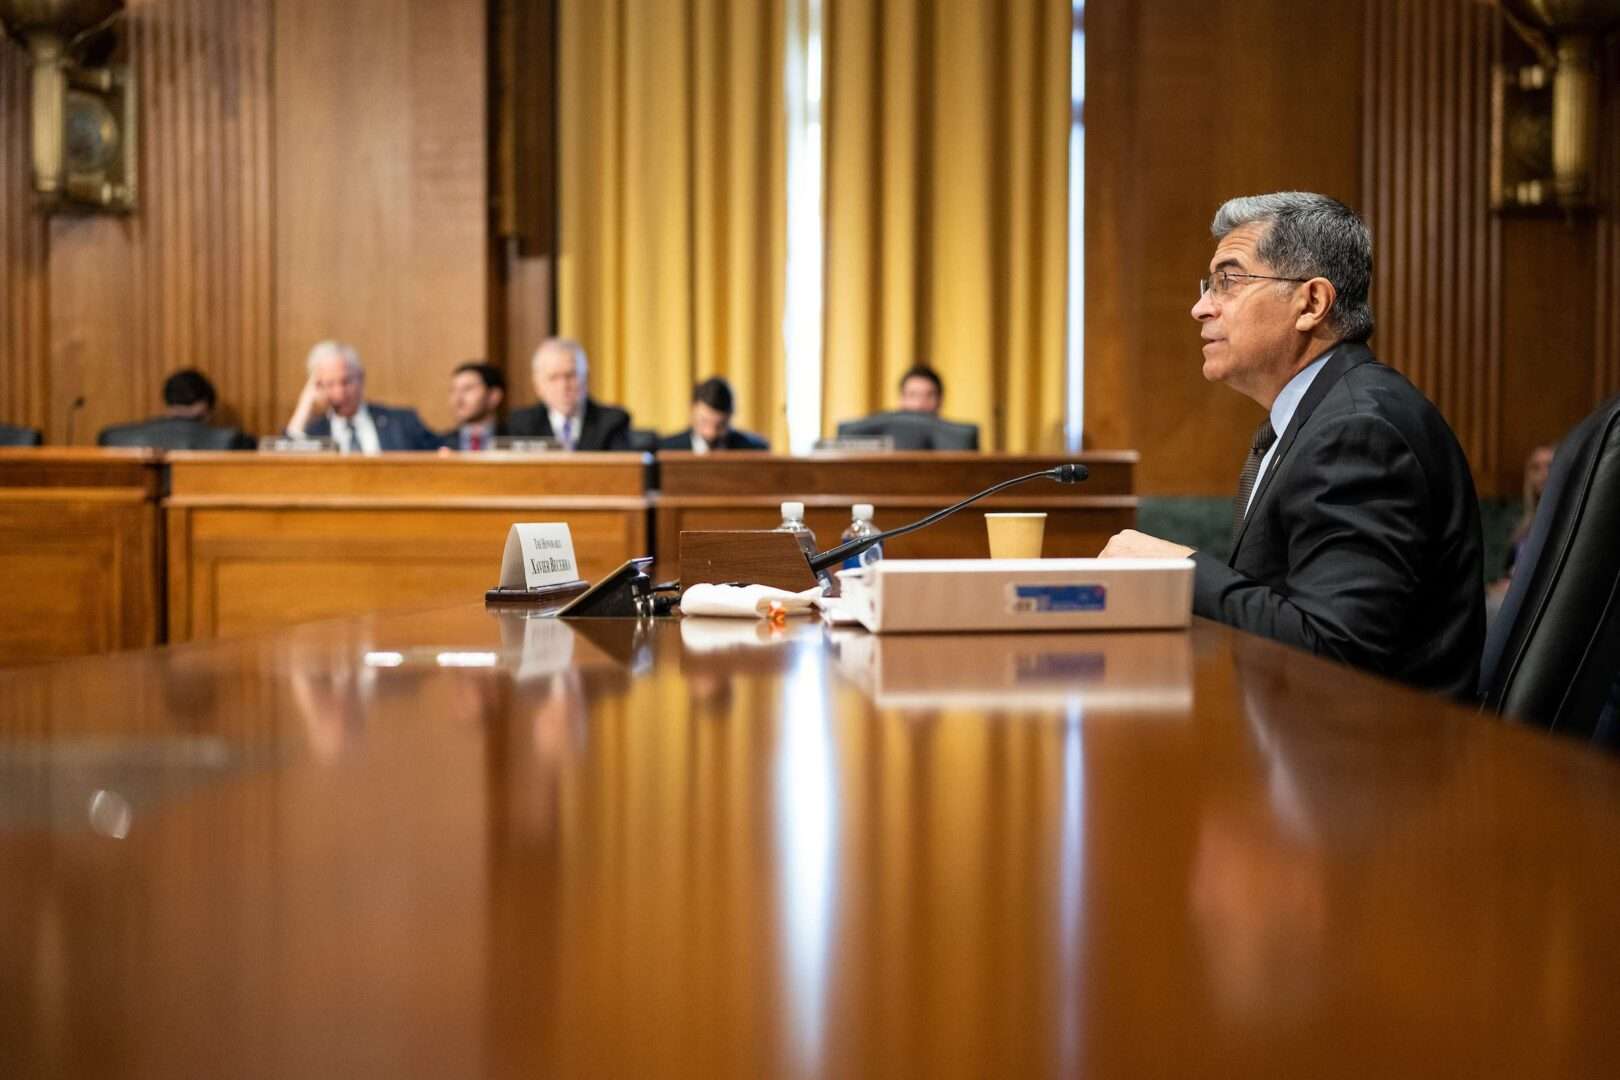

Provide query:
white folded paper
left=680, top=583, right=823, bottom=619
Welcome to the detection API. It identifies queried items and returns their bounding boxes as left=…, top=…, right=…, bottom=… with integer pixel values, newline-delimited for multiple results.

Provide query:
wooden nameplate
left=484, top=579, right=590, bottom=606
left=679, top=530, right=820, bottom=592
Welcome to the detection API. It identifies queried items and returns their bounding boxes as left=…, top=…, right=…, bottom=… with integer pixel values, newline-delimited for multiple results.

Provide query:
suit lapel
left=374, top=408, right=393, bottom=450
left=1229, top=342, right=1374, bottom=559
left=576, top=400, right=597, bottom=449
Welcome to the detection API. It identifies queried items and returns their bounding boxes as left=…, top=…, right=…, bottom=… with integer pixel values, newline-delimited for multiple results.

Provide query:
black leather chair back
left=836, top=411, right=980, bottom=451
left=0, top=424, right=44, bottom=446
left=626, top=428, right=659, bottom=453
left=1479, top=393, right=1620, bottom=747
left=97, top=418, right=253, bottom=450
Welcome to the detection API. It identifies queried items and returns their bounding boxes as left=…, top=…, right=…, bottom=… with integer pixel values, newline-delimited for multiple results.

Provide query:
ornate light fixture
left=0, top=0, right=135, bottom=212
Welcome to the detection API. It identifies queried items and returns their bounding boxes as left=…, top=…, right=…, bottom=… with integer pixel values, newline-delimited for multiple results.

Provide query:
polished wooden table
left=2, top=605, right=1618, bottom=1076
left=654, top=451, right=1137, bottom=580
left=164, top=452, right=653, bottom=642
left=0, top=448, right=165, bottom=663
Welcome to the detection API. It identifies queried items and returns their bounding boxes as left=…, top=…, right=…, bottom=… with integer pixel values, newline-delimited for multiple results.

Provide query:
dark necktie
left=1231, top=419, right=1278, bottom=544
left=345, top=424, right=360, bottom=454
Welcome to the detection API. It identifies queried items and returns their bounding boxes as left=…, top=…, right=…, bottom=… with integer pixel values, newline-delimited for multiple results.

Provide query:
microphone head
left=1051, top=463, right=1089, bottom=484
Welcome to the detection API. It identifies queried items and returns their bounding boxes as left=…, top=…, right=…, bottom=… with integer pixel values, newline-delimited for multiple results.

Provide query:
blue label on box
left=1011, top=584, right=1107, bottom=614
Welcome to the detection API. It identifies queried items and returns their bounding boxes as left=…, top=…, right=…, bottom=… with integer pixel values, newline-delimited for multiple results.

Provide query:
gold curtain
left=822, top=0, right=1070, bottom=450
left=558, top=0, right=787, bottom=446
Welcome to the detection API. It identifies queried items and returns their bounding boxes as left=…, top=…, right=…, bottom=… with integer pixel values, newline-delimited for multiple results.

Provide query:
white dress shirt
left=1244, top=352, right=1332, bottom=515
left=458, top=421, right=496, bottom=450
left=548, top=407, right=581, bottom=449
left=330, top=405, right=382, bottom=455
left=690, top=430, right=712, bottom=454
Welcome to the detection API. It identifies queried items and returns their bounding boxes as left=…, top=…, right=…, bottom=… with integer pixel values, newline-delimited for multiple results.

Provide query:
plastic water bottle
left=840, top=503, right=883, bottom=570
left=776, top=501, right=817, bottom=548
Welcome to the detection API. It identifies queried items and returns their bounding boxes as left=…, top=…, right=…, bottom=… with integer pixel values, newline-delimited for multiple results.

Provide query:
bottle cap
left=781, top=500, right=805, bottom=520
left=853, top=503, right=874, bottom=521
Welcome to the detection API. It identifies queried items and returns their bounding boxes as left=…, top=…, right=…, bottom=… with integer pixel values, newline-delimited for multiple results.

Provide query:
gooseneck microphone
left=807, top=463, right=1089, bottom=574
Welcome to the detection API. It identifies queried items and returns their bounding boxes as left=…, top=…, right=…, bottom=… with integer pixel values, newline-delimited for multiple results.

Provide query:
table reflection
left=830, top=629, right=1194, bottom=714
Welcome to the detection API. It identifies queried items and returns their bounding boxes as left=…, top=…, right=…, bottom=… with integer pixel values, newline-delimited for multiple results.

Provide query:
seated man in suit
left=1099, top=191, right=1484, bottom=700
left=835, top=364, right=981, bottom=450
left=507, top=337, right=632, bottom=451
left=98, top=369, right=254, bottom=450
left=444, top=360, right=506, bottom=450
left=284, top=341, right=441, bottom=453
left=658, top=377, right=768, bottom=452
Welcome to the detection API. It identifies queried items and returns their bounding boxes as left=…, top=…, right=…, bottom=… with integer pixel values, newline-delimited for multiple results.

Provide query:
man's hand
left=1098, top=529, right=1195, bottom=560
left=286, top=374, right=328, bottom=436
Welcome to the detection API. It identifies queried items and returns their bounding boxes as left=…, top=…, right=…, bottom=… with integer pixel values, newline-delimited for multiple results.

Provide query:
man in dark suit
left=837, top=364, right=981, bottom=449
left=657, top=376, right=768, bottom=452
left=507, top=337, right=632, bottom=451
left=98, top=369, right=254, bottom=450
left=1099, top=192, right=1484, bottom=699
left=443, top=360, right=507, bottom=450
left=284, top=341, right=442, bottom=453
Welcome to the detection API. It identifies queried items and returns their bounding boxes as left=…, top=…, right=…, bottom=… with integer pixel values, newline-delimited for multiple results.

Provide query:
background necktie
left=1231, top=419, right=1277, bottom=544
left=559, top=417, right=574, bottom=450
left=345, top=425, right=360, bottom=454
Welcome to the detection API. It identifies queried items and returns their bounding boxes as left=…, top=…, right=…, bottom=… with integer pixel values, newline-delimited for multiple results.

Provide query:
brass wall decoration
left=0, top=0, right=135, bottom=212
left=1491, top=0, right=1620, bottom=211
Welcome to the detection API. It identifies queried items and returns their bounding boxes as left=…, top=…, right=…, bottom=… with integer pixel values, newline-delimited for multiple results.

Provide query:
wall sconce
left=1491, top=1, right=1620, bottom=212
left=0, top=0, right=135, bottom=212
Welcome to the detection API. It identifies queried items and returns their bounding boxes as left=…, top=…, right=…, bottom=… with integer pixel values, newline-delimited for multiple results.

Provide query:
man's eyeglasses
left=1197, top=269, right=1311, bottom=301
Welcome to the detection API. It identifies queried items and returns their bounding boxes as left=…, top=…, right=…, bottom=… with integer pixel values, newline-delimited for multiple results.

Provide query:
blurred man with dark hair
left=898, top=365, right=944, bottom=415
left=162, top=369, right=218, bottom=419
left=97, top=368, right=254, bottom=450
left=658, top=377, right=768, bottom=452
left=445, top=361, right=506, bottom=450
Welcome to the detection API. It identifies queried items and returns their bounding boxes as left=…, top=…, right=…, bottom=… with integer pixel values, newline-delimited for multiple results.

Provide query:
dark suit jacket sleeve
left=598, top=407, right=631, bottom=451
left=507, top=405, right=545, bottom=438
left=405, top=411, right=445, bottom=451
left=656, top=431, right=693, bottom=451
left=1192, top=411, right=1430, bottom=669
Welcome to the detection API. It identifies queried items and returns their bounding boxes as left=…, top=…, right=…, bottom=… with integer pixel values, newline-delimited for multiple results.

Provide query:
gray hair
left=531, top=338, right=589, bottom=380
left=1211, top=192, right=1374, bottom=344
left=306, top=340, right=363, bottom=377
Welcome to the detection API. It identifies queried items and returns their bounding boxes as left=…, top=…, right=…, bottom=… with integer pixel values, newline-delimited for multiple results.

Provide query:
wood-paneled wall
left=0, top=0, right=488, bottom=444
left=273, top=0, right=487, bottom=430
left=1361, top=0, right=1500, bottom=487
left=1083, top=0, right=1367, bottom=496
left=1088, top=0, right=1620, bottom=497
left=0, top=58, right=48, bottom=431
left=1601, top=41, right=1620, bottom=405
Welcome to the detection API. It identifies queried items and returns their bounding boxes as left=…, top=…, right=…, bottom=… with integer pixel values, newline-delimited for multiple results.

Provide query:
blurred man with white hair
left=507, top=337, right=632, bottom=451
left=285, top=341, right=442, bottom=453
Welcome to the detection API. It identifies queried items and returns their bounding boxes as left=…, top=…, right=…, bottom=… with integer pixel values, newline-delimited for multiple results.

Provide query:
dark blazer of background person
left=656, top=427, right=768, bottom=451
left=1192, top=342, right=1485, bottom=700
left=507, top=398, right=632, bottom=451
left=98, top=416, right=254, bottom=450
left=304, top=404, right=443, bottom=451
